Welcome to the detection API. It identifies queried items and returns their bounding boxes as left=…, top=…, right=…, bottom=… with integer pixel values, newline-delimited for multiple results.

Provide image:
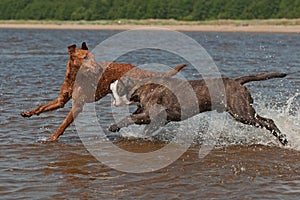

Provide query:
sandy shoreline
left=1, top=23, right=300, bottom=33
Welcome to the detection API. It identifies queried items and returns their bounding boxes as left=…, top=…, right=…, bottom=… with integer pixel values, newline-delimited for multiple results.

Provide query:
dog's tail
left=163, top=64, right=187, bottom=77
left=235, top=72, right=287, bottom=85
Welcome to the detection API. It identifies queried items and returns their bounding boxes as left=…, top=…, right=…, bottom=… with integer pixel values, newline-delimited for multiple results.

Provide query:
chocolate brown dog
left=109, top=73, right=288, bottom=146
left=20, top=42, right=186, bottom=141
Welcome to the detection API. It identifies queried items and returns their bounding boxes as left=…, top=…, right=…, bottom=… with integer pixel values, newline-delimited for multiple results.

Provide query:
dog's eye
left=130, top=95, right=140, bottom=102
left=84, top=55, right=89, bottom=60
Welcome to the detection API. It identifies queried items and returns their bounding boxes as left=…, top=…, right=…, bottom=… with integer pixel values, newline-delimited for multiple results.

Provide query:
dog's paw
left=109, top=124, right=120, bottom=132
left=279, top=134, right=288, bottom=146
left=20, top=112, right=32, bottom=118
left=46, top=135, right=58, bottom=142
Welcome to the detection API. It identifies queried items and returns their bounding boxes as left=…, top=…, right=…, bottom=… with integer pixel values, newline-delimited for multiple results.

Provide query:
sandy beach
left=1, top=23, right=300, bottom=33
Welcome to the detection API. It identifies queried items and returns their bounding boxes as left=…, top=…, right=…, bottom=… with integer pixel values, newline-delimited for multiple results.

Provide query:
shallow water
left=0, top=29, right=299, bottom=199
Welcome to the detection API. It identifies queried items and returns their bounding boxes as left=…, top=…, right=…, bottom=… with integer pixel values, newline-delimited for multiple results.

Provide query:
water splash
left=285, top=93, right=300, bottom=117
left=116, top=93, right=300, bottom=150
left=278, top=93, right=300, bottom=150
left=36, top=136, right=49, bottom=143
left=220, top=93, right=300, bottom=150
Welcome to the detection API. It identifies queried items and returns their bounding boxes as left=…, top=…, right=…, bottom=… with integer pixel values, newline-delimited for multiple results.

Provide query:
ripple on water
left=0, top=29, right=299, bottom=199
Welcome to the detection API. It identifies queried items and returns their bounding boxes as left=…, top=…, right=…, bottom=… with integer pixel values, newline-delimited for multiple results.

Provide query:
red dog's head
left=67, top=42, right=97, bottom=68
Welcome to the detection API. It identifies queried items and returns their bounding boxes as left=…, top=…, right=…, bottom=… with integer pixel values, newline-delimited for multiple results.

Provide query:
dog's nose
left=113, top=101, right=119, bottom=107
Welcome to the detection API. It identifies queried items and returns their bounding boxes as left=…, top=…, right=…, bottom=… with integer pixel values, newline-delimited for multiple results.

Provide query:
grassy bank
left=1, top=18, right=300, bottom=26
left=1, top=19, right=300, bottom=33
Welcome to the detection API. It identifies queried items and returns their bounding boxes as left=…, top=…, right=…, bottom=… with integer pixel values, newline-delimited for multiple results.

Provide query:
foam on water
left=36, top=136, right=49, bottom=143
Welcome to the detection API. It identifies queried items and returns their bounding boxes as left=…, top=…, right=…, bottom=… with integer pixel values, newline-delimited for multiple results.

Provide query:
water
left=0, top=29, right=299, bottom=199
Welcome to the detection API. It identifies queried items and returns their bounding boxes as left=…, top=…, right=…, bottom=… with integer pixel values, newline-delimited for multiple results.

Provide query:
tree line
left=1, top=0, right=299, bottom=21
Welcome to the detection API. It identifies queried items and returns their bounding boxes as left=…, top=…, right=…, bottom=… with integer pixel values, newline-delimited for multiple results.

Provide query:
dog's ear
left=68, top=44, right=76, bottom=54
left=116, top=79, right=126, bottom=96
left=117, top=76, right=135, bottom=96
left=81, top=42, right=88, bottom=50
left=120, top=76, right=135, bottom=89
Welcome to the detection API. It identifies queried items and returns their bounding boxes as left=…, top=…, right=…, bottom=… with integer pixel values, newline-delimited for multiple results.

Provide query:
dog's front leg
left=109, top=113, right=151, bottom=132
left=47, top=101, right=83, bottom=141
left=21, top=95, right=70, bottom=117
left=144, top=108, right=168, bottom=136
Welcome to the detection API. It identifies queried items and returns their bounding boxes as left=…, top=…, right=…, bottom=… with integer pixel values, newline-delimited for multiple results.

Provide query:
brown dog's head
left=67, top=42, right=102, bottom=86
left=68, top=42, right=95, bottom=68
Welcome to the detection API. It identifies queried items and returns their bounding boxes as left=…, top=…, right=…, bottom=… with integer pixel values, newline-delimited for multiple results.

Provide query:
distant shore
left=1, top=19, right=300, bottom=33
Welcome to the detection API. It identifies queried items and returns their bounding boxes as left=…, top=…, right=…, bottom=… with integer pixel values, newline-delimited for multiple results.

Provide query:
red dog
left=21, top=42, right=186, bottom=141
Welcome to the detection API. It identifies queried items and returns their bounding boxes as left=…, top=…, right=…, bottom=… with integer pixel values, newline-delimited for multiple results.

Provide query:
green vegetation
left=0, top=0, right=299, bottom=21
left=2, top=19, right=300, bottom=26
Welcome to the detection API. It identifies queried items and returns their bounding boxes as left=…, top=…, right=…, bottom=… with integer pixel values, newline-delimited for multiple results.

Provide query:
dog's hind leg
left=228, top=107, right=288, bottom=146
left=226, top=87, right=288, bottom=145
left=252, top=114, right=288, bottom=146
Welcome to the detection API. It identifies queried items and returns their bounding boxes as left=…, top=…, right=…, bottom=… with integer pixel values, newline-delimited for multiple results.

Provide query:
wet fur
left=20, top=42, right=186, bottom=141
left=109, top=73, right=288, bottom=146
